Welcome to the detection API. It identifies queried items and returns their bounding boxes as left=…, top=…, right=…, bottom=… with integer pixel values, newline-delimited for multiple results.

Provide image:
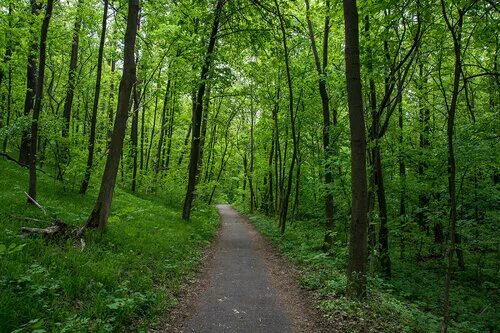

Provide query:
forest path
left=177, top=204, right=325, bottom=333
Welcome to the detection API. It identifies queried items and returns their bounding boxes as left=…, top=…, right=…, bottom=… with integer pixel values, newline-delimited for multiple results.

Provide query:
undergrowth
left=244, top=211, right=498, bottom=333
left=0, top=159, right=219, bottom=332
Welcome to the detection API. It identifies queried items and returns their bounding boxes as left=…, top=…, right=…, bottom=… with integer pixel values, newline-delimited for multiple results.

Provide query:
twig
left=24, top=192, right=47, bottom=215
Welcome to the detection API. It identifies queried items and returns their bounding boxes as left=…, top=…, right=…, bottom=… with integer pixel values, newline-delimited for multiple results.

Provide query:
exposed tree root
left=18, top=193, right=86, bottom=251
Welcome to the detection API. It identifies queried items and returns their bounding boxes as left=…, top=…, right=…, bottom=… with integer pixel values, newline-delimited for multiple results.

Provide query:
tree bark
left=80, top=0, right=109, bottom=194
left=1, top=2, right=13, bottom=153
left=86, top=0, right=139, bottom=230
left=20, top=1, right=41, bottom=165
left=145, top=68, right=162, bottom=172
left=398, top=86, right=406, bottom=259
left=274, top=0, right=297, bottom=234
left=305, top=0, right=335, bottom=250
left=154, top=78, right=171, bottom=174
left=440, top=2, right=464, bottom=331
left=62, top=0, right=83, bottom=137
left=343, top=0, right=369, bottom=299
left=131, top=84, right=139, bottom=192
left=107, top=59, right=116, bottom=141
left=27, top=0, right=55, bottom=203
left=417, top=61, right=430, bottom=233
left=182, top=0, right=225, bottom=220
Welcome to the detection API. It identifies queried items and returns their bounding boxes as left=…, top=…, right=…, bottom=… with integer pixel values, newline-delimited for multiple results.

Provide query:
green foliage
left=0, top=159, right=219, bottom=332
left=245, top=211, right=498, bottom=333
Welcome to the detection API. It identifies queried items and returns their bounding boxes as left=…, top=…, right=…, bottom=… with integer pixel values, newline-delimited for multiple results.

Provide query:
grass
left=242, top=210, right=498, bottom=333
left=0, top=158, right=219, bottom=332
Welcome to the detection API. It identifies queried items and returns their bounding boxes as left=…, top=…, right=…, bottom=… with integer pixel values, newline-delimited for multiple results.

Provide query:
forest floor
left=0, top=158, right=220, bottom=332
left=163, top=204, right=329, bottom=333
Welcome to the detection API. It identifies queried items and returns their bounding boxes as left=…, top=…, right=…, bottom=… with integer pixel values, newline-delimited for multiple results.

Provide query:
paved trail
left=184, top=205, right=293, bottom=333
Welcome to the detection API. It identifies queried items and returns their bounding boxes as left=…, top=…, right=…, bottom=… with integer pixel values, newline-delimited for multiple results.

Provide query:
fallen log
left=20, top=219, right=86, bottom=251
left=21, top=219, right=68, bottom=238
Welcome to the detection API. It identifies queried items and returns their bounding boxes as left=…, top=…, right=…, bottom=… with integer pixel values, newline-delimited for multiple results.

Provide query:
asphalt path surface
left=184, top=204, right=293, bottom=333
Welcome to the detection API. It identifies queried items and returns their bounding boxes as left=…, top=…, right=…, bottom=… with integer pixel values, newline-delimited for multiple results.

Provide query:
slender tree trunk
left=374, top=145, right=391, bottom=277
left=145, top=69, right=162, bottom=171
left=249, top=103, right=256, bottom=212
left=1, top=2, right=13, bottom=153
left=131, top=84, right=139, bottom=192
left=164, top=92, right=176, bottom=173
left=440, top=3, right=463, bottom=331
left=130, top=16, right=141, bottom=192
left=86, top=0, right=139, bottom=229
left=154, top=78, right=171, bottom=174
left=365, top=16, right=377, bottom=254
left=27, top=0, right=54, bottom=203
left=343, top=0, right=368, bottom=299
left=398, top=88, right=406, bottom=259
left=274, top=0, right=297, bottom=234
left=20, top=1, right=41, bottom=165
left=80, top=0, right=109, bottom=194
left=182, top=0, right=225, bottom=220
left=417, top=61, right=430, bottom=233
left=140, top=87, right=146, bottom=170
left=107, top=59, right=116, bottom=141
left=305, top=0, right=334, bottom=249
left=62, top=0, right=83, bottom=137
left=265, top=128, right=274, bottom=214
left=208, top=115, right=233, bottom=205
left=198, top=85, right=211, bottom=177
left=177, top=124, right=191, bottom=166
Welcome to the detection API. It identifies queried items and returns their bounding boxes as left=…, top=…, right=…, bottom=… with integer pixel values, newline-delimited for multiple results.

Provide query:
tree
left=86, top=0, right=139, bottom=229
left=80, top=0, right=109, bottom=195
left=62, top=0, right=83, bottom=137
left=27, top=0, right=55, bottom=203
left=304, top=0, right=335, bottom=250
left=182, top=0, right=226, bottom=220
left=342, top=0, right=369, bottom=299
left=19, top=0, right=41, bottom=165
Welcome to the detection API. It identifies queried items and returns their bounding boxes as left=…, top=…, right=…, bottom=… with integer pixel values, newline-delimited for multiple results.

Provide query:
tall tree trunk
left=20, top=1, right=41, bottom=165
left=343, top=0, right=368, bottom=299
left=140, top=86, right=146, bottom=170
left=398, top=87, right=406, bottom=259
left=417, top=61, right=430, bottom=233
left=80, top=0, right=109, bottom=194
left=62, top=0, right=83, bottom=137
left=182, top=0, right=225, bottom=220
left=107, top=58, right=116, bottom=141
left=27, top=0, right=54, bottom=203
left=374, top=145, right=391, bottom=277
left=131, top=84, right=139, bottom=192
left=198, top=85, right=211, bottom=180
left=365, top=16, right=378, bottom=254
left=247, top=105, right=256, bottom=213
left=1, top=2, right=13, bottom=153
left=440, top=2, right=464, bottom=331
left=305, top=0, right=335, bottom=250
left=154, top=78, right=171, bottom=174
left=145, top=69, right=162, bottom=172
left=86, top=0, right=139, bottom=229
left=274, top=0, right=297, bottom=234
left=164, top=92, right=176, bottom=173
left=130, top=16, right=141, bottom=192
left=177, top=124, right=191, bottom=167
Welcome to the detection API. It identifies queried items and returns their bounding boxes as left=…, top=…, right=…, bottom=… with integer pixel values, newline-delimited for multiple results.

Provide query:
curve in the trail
left=184, top=204, right=293, bottom=333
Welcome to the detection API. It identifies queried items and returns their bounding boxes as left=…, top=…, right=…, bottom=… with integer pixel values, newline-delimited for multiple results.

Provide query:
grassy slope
left=0, top=159, right=219, bottom=332
left=244, top=211, right=498, bottom=333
